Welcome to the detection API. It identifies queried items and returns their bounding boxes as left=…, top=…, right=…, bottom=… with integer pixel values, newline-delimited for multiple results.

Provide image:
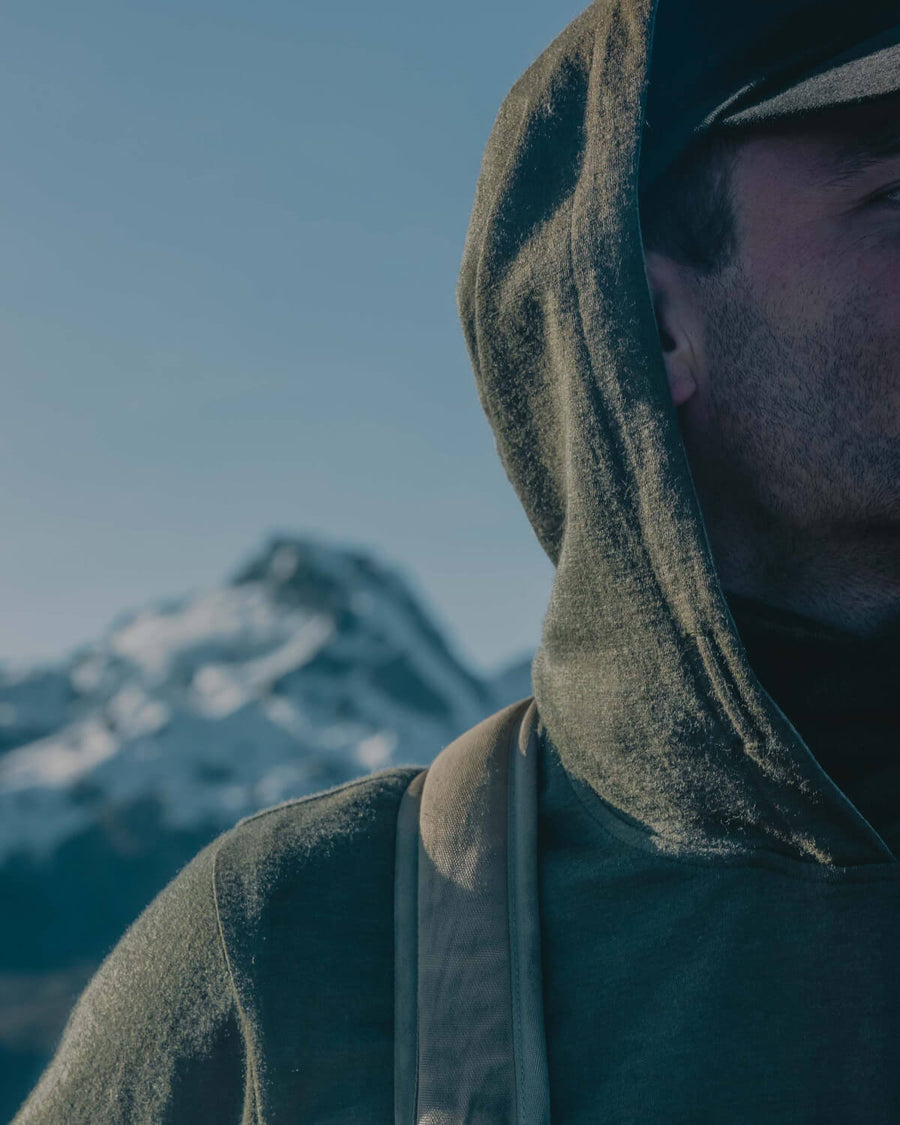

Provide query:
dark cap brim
left=715, top=23, right=900, bottom=128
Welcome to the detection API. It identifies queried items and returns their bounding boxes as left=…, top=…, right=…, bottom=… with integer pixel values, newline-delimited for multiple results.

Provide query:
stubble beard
left=680, top=263, right=900, bottom=626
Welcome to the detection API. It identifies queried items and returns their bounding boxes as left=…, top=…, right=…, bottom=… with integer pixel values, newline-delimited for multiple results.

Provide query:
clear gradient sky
left=0, top=1, right=587, bottom=675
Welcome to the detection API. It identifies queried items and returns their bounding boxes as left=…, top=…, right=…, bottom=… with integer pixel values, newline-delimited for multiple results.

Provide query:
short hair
left=640, top=133, right=739, bottom=275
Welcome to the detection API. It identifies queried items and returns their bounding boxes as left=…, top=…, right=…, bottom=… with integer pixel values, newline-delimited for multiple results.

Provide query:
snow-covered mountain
left=0, top=535, right=534, bottom=943
left=0, top=535, right=534, bottom=1117
left=0, top=537, right=525, bottom=864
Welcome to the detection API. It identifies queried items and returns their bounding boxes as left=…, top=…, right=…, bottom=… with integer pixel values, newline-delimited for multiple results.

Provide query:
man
left=14, top=1, right=900, bottom=1121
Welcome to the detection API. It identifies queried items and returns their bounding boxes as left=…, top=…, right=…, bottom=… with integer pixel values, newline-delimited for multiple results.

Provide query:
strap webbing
left=394, top=768, right=425, bottom=1124
left=393, top=699, right=550, bottom=1125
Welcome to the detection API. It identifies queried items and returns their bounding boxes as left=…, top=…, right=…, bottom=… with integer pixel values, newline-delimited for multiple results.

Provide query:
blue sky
left=0, top=0, right=586, bottom=674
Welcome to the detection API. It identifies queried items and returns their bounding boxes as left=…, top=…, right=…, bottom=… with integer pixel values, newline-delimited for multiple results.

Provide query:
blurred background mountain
left=0, top=534, right=534, bottom=1120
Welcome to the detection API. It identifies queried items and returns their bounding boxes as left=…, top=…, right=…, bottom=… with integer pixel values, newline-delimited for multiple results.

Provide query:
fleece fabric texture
left=537, top=591, right=900, bottom=1122
left=457, top=0, right=895, bottom=865
left=12, top=770, right=420, bottom=1124
left=537, top=722, right=900, bottom=1124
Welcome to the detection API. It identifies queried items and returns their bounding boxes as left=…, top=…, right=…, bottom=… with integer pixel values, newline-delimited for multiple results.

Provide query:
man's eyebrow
left=824, top=122, right=900, bottom=185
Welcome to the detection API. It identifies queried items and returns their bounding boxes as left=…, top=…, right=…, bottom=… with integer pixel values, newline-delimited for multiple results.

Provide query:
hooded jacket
left=13, top=2, right=900, bottom=1122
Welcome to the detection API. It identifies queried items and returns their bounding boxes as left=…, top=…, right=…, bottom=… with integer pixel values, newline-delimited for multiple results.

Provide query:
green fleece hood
left=458, top=0, right=895, bottom=866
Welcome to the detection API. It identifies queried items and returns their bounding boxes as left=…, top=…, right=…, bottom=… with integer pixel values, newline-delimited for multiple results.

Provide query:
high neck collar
left=725, top=590, right=900, bottom=850
left=725, top=591, right=900, bottom=715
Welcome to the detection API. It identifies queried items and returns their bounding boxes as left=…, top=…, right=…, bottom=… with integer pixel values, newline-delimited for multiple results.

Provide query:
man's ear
left=644, top=251, right=702, bottom=408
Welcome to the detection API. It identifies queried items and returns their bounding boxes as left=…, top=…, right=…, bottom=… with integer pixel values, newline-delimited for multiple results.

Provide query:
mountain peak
left=231, top=535, right=372, bottom=607
left=0, top=533, right=527, bottom=866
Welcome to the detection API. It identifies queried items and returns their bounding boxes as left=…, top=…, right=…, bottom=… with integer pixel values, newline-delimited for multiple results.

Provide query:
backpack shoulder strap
left=393, top=698, right=550, bottom=1125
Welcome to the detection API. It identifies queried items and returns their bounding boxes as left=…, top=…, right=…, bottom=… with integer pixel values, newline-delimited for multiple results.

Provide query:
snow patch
left=0, top=537, right=517, bottom=863
left=0, top=720, right=118, bottom=792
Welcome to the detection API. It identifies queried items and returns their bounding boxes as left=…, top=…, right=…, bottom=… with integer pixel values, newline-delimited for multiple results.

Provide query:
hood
left=458, top=0, right=893, bottom=865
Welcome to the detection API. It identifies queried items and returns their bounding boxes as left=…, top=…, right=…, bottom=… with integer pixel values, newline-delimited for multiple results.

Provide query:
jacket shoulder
left=210, top=763, right=423, bottom=961
left=13, top=767, right=423, bottom=1124
left=211, top=766, right=425, bottom=1121
left=214, top=765, right=423, bottom=898
left=13, top=832, right=243, bottom=1124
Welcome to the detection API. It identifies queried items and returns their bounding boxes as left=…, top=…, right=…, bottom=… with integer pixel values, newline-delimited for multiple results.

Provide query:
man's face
left=677, top=97, right=900, bottom=584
